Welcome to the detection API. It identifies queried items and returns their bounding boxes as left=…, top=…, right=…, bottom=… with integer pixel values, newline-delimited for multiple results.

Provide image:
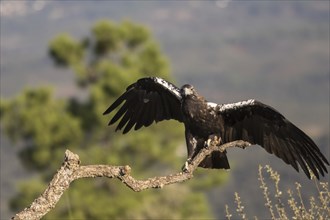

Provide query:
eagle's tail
left=198, top=151, right=230, bottom=169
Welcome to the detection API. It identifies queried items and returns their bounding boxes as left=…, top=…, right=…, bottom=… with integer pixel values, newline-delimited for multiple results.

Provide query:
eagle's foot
left=205, top=135, right=221, bottom=148
left=204, top=139, right=212, bottom=148
left=182, top=158, right=192, bottom=173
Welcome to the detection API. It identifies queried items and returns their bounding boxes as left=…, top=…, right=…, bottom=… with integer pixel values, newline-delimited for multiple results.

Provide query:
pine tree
left=1, top=20, right=227, bottom=219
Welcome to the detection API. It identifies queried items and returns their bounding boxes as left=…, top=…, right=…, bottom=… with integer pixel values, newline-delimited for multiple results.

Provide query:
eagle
left=103, top=77, right=329, bottom=179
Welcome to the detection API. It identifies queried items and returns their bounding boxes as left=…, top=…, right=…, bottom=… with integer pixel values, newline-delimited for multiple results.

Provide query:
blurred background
left=1, top=1, right=329, bottom=219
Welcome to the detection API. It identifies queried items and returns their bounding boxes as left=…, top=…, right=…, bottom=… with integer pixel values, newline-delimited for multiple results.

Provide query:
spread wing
left=103, top=77, right=183, bottom=134
left=215, top=99, right=329, bottom=179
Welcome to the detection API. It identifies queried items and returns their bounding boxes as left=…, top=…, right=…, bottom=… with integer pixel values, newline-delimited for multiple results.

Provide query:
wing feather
left=144, top=92, right=157, bottom=127
left=104, top=89, right=134, bottom=115
left=219, top=99, right=329, bottom=179
left=116, top=107, right=133, bottom=131
left=109, top=91, right=138, bottom=125
left=109, top=101, right=130, bottom=125
left=154, top=95, right=163, bottom=122
left=134, top=92, right=152, bottom=130
left=123, top=101, right=143, bottom=134
left=286, top=143, right=299, bottom=172
left=104, top=77, right=183, bottom=133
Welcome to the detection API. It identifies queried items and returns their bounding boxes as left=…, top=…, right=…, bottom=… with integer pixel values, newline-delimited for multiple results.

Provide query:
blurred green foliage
left=0, top=20, right=227, bottom=219
left=49, top=34, right=84, bottom=66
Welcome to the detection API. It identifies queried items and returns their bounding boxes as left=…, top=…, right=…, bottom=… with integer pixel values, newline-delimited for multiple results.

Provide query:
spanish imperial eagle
left=103, top=77, right=329, bottom=179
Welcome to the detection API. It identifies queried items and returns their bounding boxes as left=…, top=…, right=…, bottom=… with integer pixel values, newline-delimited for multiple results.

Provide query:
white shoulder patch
left=154, top=77, right=181, bottom=99
left=207, top=102, right=218, bottom=108
left=219, top=99, right=256, bottom=111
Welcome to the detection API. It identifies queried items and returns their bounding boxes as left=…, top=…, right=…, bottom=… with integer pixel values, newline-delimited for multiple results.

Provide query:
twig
left=12, top=138, right=251, bottom=220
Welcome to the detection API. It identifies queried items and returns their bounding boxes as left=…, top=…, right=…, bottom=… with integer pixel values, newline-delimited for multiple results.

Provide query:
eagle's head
left=180, top=84, right=197, bottom=97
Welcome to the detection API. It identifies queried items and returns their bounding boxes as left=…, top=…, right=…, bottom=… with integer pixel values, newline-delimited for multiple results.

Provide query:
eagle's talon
left=205, top=135, right=220, bottom=147
left=182, top=159, right=192, bottom=173
left=204, top=139, right=211, bottom=148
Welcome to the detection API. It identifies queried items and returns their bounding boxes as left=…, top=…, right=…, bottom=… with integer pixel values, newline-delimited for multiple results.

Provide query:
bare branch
left=12, top=138, right=251, bottom=220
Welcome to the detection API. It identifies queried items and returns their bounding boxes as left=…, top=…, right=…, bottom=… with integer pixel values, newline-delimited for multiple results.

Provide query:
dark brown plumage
left=104, top=77, right=329, bottom=179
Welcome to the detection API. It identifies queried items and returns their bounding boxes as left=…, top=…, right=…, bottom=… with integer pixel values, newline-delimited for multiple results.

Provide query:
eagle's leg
left=182, top=135, right=222, bottom=172
left=182, top=130, right=198, bottom=173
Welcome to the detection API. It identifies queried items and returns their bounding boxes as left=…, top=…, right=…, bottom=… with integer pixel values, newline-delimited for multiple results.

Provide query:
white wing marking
left=219, top=99, right=256, bottom=112
left=207, top=102, right=218, bottom=108
left=154, top=77, right=181, bottom=100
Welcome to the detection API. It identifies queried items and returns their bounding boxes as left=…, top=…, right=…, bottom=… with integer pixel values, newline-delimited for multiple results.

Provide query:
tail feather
left=198, top=151, right=230, bottom=169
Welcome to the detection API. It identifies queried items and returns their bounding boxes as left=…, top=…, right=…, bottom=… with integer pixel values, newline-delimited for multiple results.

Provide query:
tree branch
left=12, top=137, right=251, bottom=220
